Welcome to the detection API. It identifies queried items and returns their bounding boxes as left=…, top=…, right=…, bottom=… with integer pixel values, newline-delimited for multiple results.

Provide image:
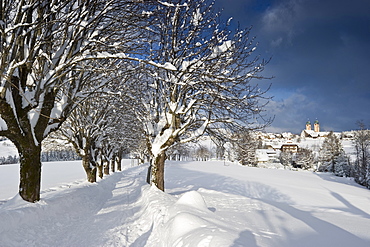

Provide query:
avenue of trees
left=0, top=0, right=153, bottom=202
left=0, top=0, right=272, bottom=202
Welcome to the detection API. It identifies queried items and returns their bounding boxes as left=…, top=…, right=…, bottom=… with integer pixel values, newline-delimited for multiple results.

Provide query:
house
left=256, top=149, right=279, bottom=163
left=280, top=143, right=299, bottom=153
left=264, top=141, right=282, bottom=151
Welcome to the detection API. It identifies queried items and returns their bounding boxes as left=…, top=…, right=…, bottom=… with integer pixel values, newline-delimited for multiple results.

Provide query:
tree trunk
left=110, top=157, right=115, bottom=173
left=116, top=153, right=122, bottom=171
left=104, top=162, right=110, bottom=175
left=82, top=156, right=97, bottom=183
left=19, top=144, right=42, bottom=203
left=150, top=151, right=166, bottom=191
left=146, top=163, right=152, bottom=184
left=97, top=161, right=104, bottom=179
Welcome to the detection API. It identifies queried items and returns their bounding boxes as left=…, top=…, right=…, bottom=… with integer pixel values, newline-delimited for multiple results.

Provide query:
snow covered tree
left=279, top=151, right=293, bottom=168
left=353, top=121, right=370, bottom=188
left=58, top=82, right=143, bottom=182
left=0, top=0, right=148, bottom=202
left=319, top=131, right=343, bottom=173
left=334, top=153, right=350, bottom=177
left=296, top=147, right=315, bottom=170
left=58, top=96, right=115, bottom=182
left=317, top=131, right=350, bottom=176
left=130, top=0, right=272, bottom=191
left=233, top=130, right=259, bottom=166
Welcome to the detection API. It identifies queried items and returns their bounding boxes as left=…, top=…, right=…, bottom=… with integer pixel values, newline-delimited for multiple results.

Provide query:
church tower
left=306, top=120, right=311, bottom=131
left=314, top=119, right=320, bottom=132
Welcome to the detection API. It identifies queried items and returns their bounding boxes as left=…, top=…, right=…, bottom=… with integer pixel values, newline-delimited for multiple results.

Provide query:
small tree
left=334, top=153, right=350, bottom=177
left=353, top=121, right=370, bottom=187
left=280, top=151, right=293, bottom=169
left=234, top=131, right=258, bottom=166
left=319, top=131, right=343, bottom=173
left=296, top=148, right=315, bottom=170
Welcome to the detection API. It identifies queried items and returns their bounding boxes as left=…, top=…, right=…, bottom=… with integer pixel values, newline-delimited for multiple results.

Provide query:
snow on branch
left=0, top=117, right=7, bottom=132
left=180, top=118, right=210, bottom=144
left=158, top=1, right=188, bottom=7
left=85, top=52, right=178, bottom=71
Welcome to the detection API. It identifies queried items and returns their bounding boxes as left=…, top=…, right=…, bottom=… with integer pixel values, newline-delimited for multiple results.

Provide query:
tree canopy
left=0, top=0, right=273, bottom=201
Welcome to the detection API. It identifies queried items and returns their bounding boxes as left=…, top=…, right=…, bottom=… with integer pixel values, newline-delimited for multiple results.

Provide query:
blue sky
left=213, top=0, right=370, bottom=133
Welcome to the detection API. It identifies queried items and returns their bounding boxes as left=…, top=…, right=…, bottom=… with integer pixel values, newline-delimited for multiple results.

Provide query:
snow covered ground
left=1, top=160, right=369, bottom=246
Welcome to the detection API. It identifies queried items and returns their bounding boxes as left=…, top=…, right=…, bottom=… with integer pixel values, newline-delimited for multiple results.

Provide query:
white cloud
left=265, top=92, right=319, bottom=133
left=261, top=0, right=303, bottom=46
left=270, top=37, right=283, bottom=47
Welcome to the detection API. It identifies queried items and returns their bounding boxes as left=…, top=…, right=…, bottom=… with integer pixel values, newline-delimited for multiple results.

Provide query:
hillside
left=1, top=160, right=369, bottom=246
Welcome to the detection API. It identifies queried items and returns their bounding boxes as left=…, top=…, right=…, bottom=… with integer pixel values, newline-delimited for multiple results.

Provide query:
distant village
left=163, top=119, right=356, bottom=169
left=253, top=120, right=355, bottom=167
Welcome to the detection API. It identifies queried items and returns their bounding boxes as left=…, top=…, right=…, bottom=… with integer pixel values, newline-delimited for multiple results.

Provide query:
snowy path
left=0, top=165, right=154, bottom=247
left=1, top=160, right=370, bottom=246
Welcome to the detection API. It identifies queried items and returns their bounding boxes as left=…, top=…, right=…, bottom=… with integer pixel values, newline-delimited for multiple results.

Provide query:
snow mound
left=167, top=212, right=209, bottom=243
left=160, top=190, right=237, bottom=246
left=175, top=190, right=208, bottom=210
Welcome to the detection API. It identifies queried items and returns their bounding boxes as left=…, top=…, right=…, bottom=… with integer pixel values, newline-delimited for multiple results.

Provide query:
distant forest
left=0, top=150, right=80, bottom=165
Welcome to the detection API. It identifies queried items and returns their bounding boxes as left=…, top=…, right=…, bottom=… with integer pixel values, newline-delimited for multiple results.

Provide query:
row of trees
left=0, top=0, right=272, bottom=202
left=0, top=155, right=18, bottom=165
left=0, top=0, right=151, bottom=202
left=0, top=151, right=79, bottom=164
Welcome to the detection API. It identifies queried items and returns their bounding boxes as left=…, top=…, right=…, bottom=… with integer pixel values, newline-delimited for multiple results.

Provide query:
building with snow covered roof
left=256, top=149, right=279, bottom=163
left=301, top=119, right=329, bottom=138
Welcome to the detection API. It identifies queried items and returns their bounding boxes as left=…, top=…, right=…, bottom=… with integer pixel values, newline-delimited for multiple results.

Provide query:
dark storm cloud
left=214, top=0, right=370, bottom=133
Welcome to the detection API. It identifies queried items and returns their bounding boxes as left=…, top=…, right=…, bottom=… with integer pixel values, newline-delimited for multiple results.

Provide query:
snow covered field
left=1, top=160, right=369, bottom=246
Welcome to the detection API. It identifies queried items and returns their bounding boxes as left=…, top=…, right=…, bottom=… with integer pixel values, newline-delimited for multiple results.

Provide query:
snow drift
left=1, top=160, right=370, bottom=246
